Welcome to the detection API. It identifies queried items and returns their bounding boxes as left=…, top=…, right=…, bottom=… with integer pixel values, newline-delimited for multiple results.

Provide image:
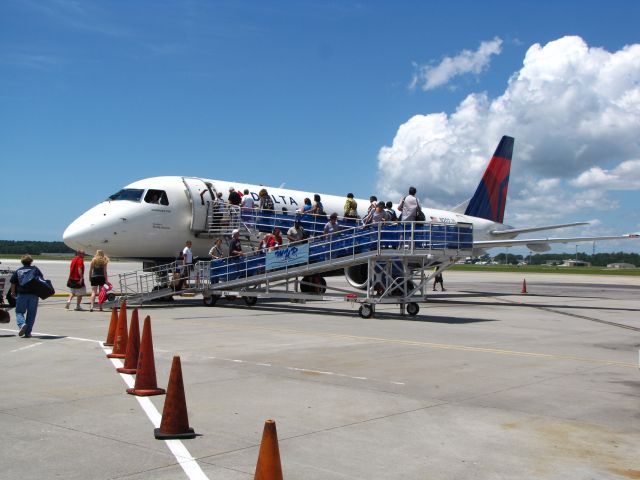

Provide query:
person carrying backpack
left=9, top=254, right=44, bottom=338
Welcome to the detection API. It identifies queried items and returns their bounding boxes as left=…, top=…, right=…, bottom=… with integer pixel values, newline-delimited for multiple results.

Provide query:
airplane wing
left=489, top=222, right=589, bottom=236
left=475, top=233, right=640, bottom=252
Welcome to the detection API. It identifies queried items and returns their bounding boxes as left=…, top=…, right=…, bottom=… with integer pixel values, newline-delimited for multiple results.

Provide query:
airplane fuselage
left=63, top=176, right=509, bottom=260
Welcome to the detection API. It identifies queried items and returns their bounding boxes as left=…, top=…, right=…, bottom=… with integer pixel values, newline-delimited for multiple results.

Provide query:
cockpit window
left=108, top=189, right=144, bottom=202
left=144, top=189, right=169, bottom=206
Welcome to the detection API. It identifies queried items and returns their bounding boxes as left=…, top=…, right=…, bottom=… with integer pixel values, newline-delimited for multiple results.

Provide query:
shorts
left=70, top=285, right=88, bottom=295
left=90, top=276, right=106, bottom=287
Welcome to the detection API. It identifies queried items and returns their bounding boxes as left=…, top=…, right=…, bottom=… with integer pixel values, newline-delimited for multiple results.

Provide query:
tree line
left=0, top=240, right=75, bottom=255
left=491, top=252, right=639, bottom=267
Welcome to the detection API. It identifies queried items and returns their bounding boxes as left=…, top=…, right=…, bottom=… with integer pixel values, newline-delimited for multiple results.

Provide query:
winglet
left=464, top=136, right=514, bottom=224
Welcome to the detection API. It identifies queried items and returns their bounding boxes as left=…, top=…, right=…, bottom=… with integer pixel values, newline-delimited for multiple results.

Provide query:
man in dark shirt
left=228, top=187, right=242, bottom=206
left=229, top=229, right=244, bottom=257
left=10, top=254, right=44, bottom=338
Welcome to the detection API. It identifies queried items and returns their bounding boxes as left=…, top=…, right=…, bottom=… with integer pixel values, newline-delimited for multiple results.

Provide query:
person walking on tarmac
left=433, top=271, right=446, bottom=291
left=65, top=250, right=87, bottom=310
left=9, top=255, right=44, bottom=338
left=89, top=250, right=109, bottom=312
left=182, top=240, right=194, bottom=278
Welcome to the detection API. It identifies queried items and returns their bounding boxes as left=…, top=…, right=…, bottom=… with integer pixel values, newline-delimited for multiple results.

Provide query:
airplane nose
left=63, top=202, right=130, bottom=254
left=63, top=217, right=93, bottom=251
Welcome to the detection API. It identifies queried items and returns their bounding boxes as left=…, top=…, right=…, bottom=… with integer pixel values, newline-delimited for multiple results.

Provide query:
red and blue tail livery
left=464, top=136, right=514, bottom=224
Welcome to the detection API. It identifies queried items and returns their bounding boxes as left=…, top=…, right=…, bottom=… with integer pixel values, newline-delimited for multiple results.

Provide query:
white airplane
left=63, top=136, right=638, bottom=288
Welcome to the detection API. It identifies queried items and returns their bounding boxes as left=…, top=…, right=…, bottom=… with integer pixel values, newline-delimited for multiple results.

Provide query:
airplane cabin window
left=108, top=189, right=144, bottom=202
left=144, top=189, right=169, bottom=206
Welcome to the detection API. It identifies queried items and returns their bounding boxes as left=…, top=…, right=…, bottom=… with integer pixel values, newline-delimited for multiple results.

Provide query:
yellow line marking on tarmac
left=207, top=322, right=638, bottom=369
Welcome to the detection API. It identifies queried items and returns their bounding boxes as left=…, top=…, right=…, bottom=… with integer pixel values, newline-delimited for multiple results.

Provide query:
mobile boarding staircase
left=115, top=209, right=473, bottom=318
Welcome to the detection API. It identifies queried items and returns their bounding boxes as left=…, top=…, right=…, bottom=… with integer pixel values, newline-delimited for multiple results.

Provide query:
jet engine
left=527, top=243, right=551, bottom=252
left=344, top=264, right=369, bottom=289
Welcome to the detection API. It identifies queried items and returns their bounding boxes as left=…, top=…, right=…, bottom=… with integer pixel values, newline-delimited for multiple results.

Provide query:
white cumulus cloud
left=410, top=37, right=503, bottom=91
left=379, top=36, right=640, bottom=226
left=570, top=159, right=640, bottom=189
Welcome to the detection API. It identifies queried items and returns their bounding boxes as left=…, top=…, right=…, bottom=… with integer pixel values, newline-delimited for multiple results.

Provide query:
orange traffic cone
left=103, top=307, right=119, bottom=347
left=521, top=278, right=528, bottom=294
left=116, top=308, right=140, bottom=374
left=127, top=316, right=166, bottom=396
left=254, top=420, right=283, bottom=480
left=154, top=356, right=196, bottom=440
left=107, top=301, right=128, bottom=359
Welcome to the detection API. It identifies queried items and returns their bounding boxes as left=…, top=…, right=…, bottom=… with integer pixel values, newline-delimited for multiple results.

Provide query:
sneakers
left=75, top=305, right=84, bottom=311
left=18, top=324, right=28, bottom=337
left=65, top=303, right=70, bottom=310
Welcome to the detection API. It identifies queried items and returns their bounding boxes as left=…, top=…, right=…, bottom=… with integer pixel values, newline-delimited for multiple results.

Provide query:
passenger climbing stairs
left=115, top=209, right=473, bottom=318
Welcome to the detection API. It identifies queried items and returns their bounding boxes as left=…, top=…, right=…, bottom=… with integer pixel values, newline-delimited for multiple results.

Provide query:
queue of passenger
left=205, top=185, right=425, bottom=260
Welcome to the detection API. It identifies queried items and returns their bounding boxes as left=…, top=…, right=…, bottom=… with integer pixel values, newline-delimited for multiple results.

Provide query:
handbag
left=415, top=202, right=426, bottom=222
left=30, top=278, right=56, bottom=300
left=17, top=267, right=55, bottom=299
left=98, top=282, right=113, bottom=304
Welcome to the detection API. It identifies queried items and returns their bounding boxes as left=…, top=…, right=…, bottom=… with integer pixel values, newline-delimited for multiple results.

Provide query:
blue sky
left=2, top=0, right=640, bottom=254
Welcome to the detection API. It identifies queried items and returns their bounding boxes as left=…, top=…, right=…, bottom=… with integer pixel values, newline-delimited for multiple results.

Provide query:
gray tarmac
left=1, top=261, right=639, bottom=479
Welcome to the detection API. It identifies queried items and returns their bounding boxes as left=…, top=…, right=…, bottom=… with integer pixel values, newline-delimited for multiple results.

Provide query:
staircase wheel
left=318, top=277, right=327, bottom=294
left=406, top=302, right=420, bottom=316
left=301, top=275, right=325, bottom=294
left=359, top=304, right=374, bottom=319
left=244, top=296, right=258, bottom=306
left=203, top=295, right=218, bottom=306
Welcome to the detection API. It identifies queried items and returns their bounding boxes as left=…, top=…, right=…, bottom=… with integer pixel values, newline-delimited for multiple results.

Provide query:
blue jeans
left=15, top=293, right=39, bottom=336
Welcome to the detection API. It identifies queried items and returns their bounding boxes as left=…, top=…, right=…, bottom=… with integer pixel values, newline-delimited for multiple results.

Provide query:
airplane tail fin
left=464, top=136, right=514, bottom=224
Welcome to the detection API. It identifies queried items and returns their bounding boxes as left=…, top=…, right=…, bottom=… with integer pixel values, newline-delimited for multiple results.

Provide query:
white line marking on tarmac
left=10, top=342, right=43, bottom=353
left=103, top=345, right=210, bottom=480
left=0, top=329, right=103, bottom=345
left=66, top=336, right=104, bottom=344
left=2, top=327, right=210, bottom=478
left=202, top=354, right=402, bottom=385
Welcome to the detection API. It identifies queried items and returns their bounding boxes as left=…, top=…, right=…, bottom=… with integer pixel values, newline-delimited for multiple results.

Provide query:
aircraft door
left=182, top=177, right=214, bottom=232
